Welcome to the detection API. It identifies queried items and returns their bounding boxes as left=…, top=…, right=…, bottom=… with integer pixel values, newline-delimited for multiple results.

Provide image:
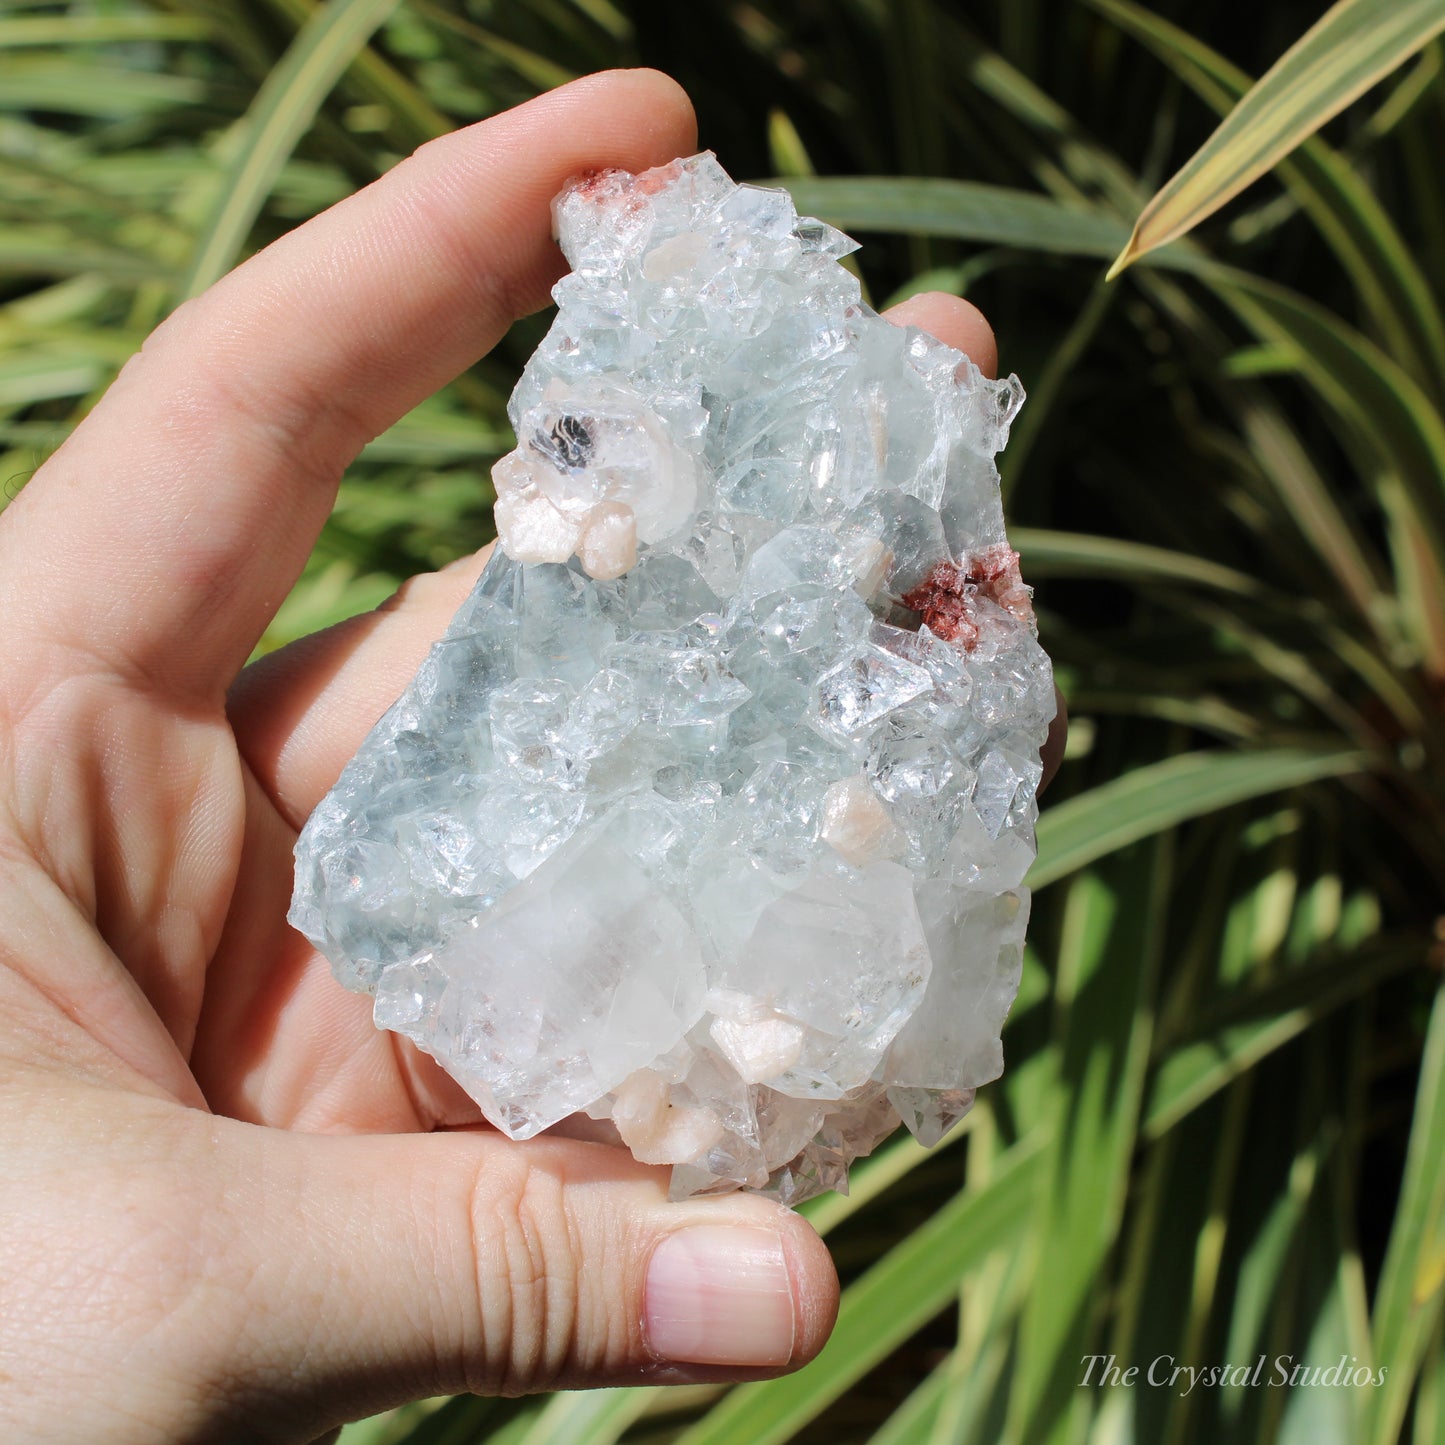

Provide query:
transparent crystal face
left=290, top=152, right=1055, bottom=1201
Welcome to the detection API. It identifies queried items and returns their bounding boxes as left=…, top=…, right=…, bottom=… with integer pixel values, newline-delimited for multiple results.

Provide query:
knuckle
left=374, top=545, right=493, bottom=625
left=376, top=566, right=455, bottom=618
left=464, top=1151, right=582, bottom=1395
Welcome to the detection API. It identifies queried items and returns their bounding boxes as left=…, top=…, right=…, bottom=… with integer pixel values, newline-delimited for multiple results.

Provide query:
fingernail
left=645, top=1225, right=796, bottom=1367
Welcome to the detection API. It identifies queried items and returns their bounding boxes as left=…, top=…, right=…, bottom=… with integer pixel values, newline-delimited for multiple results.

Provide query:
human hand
left=0, top=68, right=1058, bottom=1443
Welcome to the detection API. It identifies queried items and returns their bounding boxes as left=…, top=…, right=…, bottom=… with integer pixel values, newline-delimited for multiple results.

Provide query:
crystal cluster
left=290, top=153, right=1055, bottom=1202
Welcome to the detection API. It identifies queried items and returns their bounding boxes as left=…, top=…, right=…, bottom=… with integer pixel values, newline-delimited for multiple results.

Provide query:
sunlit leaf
left=1092, top=0, right=1445, bottom=394
left=1033, top=747, right=1370, bottom=891
left=674, top=1142, right=1043, bottom=1445
left=180, top=0, right=405, bottom=299
left=1365, top=983, right=1445, bottom=1445
left=1108, top=0, right=1445, bottom=277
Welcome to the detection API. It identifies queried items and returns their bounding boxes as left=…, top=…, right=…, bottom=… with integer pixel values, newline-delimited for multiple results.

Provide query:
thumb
left=221, top=1120, right=839, bottom=1430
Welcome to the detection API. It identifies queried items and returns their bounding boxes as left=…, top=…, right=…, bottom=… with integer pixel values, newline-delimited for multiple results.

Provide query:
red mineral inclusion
left=573, top=164, right=658, bottom=217
left=572, top=166, right=614, bottom=199
left=900, top=545, right=1033, bottom=650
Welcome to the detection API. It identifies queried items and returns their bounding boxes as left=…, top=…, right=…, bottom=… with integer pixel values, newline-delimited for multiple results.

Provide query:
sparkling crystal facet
left=290, top=152, right=1055, bottom=1201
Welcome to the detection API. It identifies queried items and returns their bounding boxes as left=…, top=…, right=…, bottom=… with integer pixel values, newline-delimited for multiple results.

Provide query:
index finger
left=0, top=70, right=697, bottom=705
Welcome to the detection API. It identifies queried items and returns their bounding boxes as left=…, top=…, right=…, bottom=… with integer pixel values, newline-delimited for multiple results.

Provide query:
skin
left=0, top=70, right=1065, bottom=1444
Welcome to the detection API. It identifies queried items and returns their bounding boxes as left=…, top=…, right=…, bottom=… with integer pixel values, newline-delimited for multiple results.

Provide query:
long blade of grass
left=1210, top=267, right=1445, bottom=671
left=262, top=0, right=452, bottom=146
left=1012, top=526, right=1260, bottom=595
left=1130, top=273, right=1406, bottom=655
left=1414, top=1315, right=1445, bottom=1445
left=775, top=177, right=1189, bottom=268
left=1007, top=847, right=1165, bottom=1443
left=1223, top=1129, right=1328, bottom=1395
left=1000, top=280, right=1116, bottom=499
left=1143, top=938, right=1419, bottom=1139
left=339, top=1394, right=537, bottom=1445
left=0, top=152, right=197, bottom=245
left=407, top=1, right=577, bottom=90
left=180, top=0, right=403, bottom=300
left=1237, top=401, right=1389, bottom=635
left=507, top=1390, right=653, bottom=1445
left=1106, top=0, right=1445, bottom=278
left=0, top=353, right=110, bottom=407
left=942, top=24, right=1407, bottom=639
left=674, top=1140, right=1044, bottom=1445
left=1185, top=596, right=1379, bottom=748
left=0, top=57, right=210, bottom=117
left=0, top=228, right=170, bottom=282
left=0, top=14, right=209, bottom=46
left=1365, top=982, right=1445, bottom=1445
left=1091, top=0, right=1445, bottom=395
left=1033, top=747, right=1370, bottom=892
left=933, top=1251, right=1025, bottom=1444
left=871, top=1357, right=951, bottom=1443
left=1171, top=1075, right=1256, bottom=1443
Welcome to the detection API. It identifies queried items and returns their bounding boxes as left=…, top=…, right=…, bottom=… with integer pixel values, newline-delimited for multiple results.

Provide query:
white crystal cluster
left=290, top=154, right=1054, bottom=1202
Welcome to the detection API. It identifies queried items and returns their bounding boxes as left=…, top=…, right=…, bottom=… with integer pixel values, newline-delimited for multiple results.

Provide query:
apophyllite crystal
left=290, top=153, right=1055, bottom=1202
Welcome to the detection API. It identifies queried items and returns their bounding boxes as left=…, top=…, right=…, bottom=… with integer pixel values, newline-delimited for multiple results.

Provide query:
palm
left=195, top=565, right=493, bottom=1134
left=192, top=741, right=440, bottom=1134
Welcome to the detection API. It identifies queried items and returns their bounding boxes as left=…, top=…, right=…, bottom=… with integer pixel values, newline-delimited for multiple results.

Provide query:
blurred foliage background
left=4, top=0, right=1445, bottom=1441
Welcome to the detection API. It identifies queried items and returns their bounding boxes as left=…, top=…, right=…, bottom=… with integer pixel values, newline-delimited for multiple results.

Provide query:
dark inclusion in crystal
left=531, top=413, right=595, bottom=472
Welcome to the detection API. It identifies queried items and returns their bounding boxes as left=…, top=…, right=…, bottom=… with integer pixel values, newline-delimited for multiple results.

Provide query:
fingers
left=0, top=70, right=697, bottom=707
left=230, top=291, right=1004, bottom=829
left=220, top=1122, right=838, bottom=1430
left=886, top=291, right=998, bottom=378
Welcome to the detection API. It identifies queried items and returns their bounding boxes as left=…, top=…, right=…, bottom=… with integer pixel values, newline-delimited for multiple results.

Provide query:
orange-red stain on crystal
left=900, top=545, right=1033, bottom=651
left=572, top=165, right=655, bottom=220
left=572, top=167, right=605, bottom=195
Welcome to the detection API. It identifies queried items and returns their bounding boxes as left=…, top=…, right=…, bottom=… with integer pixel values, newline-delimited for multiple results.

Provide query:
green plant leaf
left=674, top=1141, right=1043, bottom=1445
left=1207, top=266, right=1445, bottom=671
left=1032, top=747, right=1370, bottom=892
left=1007, top=848, right=1165, bottom=1443
left=1144, top=938, right=1419, bottom=1139
left=868, top=1357, right=951, bottom=1443
left=0, top=228, right=170, bottom=282
left=338, top=1394, right=537, bottom=1445
left=1364, top=982, right=1445, bottom=1445
left=774, top=177, right=1194, bottom=268
left=0, top=14, right=210, bottom=46
left=1107, top=0, right=1445, bottom=278
left=180, top=0, right=404, bottom=300
left=1012, top=526, right=1261, bottom=595
left=0, top=56, right=211, bottom=117
left=1091, top=0, right=1445, bottom=396
left=405, top=1, right=577, bottom=90
left=0, top=352, right=111, bottom=407
left=262, top=0, right=454, bottom=144
left=505, top=1389, right=655, bottom=1445
left=1412, top=1315, right=1445, bottom=1445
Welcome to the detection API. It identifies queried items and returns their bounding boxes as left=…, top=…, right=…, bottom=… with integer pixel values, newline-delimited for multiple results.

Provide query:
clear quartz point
left=290, top=151, right=1054, bottom=1199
